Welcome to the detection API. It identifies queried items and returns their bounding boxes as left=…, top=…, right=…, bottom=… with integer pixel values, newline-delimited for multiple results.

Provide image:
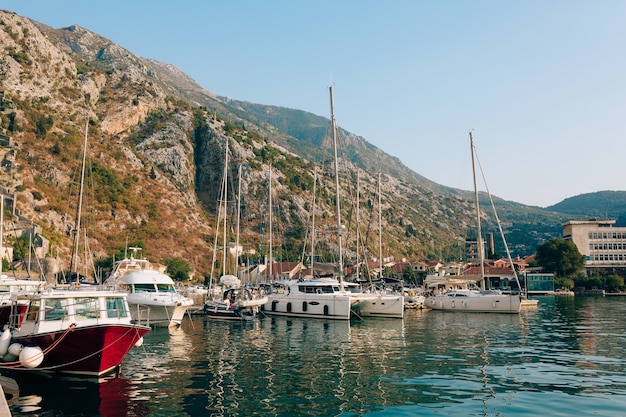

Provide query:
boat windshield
left=133, top=284, right=156, bottom=293
left=156, top=284, right=176, bottom=293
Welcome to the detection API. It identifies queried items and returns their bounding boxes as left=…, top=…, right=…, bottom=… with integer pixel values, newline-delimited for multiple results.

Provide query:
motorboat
left=263, top=278, right=352, bottom=320
left=104, top=249, right=194, bottom=327
left=0, top=287, right=149, bottom=377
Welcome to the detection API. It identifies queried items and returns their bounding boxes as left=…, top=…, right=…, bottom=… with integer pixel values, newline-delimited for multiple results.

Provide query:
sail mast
left=355, top=170, right=360, bottom=281
left=329, top=85, right=344, bottom=289
left=69, top=118, right=89, bottom=277
left=378, top=172, right=383, bottom=279
left=221, top=139, right=229, bottom=276
left=235, top=164, right=242, bottom=280
left=268, top=164, right=273, bottom=279
left=310, top=167, right=317, bottom=278
left=470, top=131, right=485, bottom=290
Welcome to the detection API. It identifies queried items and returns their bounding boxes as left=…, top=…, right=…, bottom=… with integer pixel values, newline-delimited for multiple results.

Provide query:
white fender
left=0, top=327, right=11, bottom=358
left=8, top=342, right=23, bottom=357
left=19, top=345, right=44, bottom=368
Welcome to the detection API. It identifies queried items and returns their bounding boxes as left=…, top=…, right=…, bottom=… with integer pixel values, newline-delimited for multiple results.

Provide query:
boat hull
left=350, top=294, right=405, bottom=318
left=129, top=301, right=191, bottom=327
left=427, top=292, right=521, bottom=313
left=10, top=324, right=149, bottom=377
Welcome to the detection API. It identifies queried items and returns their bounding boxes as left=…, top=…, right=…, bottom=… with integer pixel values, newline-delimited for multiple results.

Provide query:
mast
left=221, top=139, right=229, bottom=276
left=355, top=170, right=360, bottom=281
left=470, top=131, right=486, bottom=290
left=69, top=118, right=89, bottom=277
left=329, top=85, right=344, bottom=289
left=310, top=167, right=317, bottom=278
left=378, top=172, right=383, bottom=279
left=268, top=164, right=273, bottom=279
left=235, top=164, right=242, bottom=280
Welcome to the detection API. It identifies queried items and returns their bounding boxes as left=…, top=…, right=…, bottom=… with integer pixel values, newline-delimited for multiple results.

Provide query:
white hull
left=128, top=298, right=192, bottom=327
left=350, top=294, right=404, bottom=318
left=264, top=293, right=352, bottom=320
left=427, top=291, right=521, bottom=313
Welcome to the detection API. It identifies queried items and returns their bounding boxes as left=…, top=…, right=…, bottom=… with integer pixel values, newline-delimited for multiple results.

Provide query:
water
left=7, top=296, right=626, bottom=416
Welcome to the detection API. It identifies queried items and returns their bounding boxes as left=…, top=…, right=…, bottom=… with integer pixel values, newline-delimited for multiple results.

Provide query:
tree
left=535, top=238, right=586, bottom=278
left=161, top=257, right=193, bottom=281
left=605, top=275, right=625, bottom=292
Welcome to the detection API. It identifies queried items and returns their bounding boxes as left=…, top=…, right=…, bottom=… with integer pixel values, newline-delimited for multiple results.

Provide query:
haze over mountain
left=0, top=10, right=620, bottom=278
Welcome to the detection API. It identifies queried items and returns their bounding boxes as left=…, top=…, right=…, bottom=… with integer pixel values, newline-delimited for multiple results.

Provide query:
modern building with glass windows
left=562, top=219, right=626, bottom=275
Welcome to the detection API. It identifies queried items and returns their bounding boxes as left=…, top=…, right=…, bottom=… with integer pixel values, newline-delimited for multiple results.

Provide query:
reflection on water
left=10, top=373, right=149, bottom=416
left=9, top=297, right=626, bottom=416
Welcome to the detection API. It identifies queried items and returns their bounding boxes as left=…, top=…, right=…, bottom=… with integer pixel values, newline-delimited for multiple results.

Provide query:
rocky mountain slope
left=0, top=10, right=571, bottom=280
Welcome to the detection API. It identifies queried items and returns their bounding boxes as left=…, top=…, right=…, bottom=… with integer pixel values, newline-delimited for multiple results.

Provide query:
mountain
left=546, top=191, right=626, bottom=226
left=0, top=10, right=573, bottom=279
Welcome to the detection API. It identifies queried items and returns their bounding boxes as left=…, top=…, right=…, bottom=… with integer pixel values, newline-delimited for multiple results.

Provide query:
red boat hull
left=12, top=324, right=149, bottom=377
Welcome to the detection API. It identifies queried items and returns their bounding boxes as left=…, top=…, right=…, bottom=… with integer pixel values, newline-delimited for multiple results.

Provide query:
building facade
left=562, top=219, right=626, bottom=275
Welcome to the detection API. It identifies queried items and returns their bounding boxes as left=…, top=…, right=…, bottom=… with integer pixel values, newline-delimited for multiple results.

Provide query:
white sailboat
left=204, top=138, right=267, bottom=320
left=347, top=172, right=404, bottom=318
left=262, top=86, right=357, bottom=320
left=427, top=132, right=522, bottom=314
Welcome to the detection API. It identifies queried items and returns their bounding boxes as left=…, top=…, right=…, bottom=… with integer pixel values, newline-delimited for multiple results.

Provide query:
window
left=157, top=284, right=176, bottom=293
left=106, top=297, right=128, bottom=318
left=134, top=284, right=156, bottom=293
left=45, top=298, right=68, bottom=321
left=25, top=300, right=41, bottom=322
left=75, top=297, right=100, bottom=320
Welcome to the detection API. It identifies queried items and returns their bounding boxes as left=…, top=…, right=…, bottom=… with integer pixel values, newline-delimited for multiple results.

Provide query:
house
left=262, top=262, right=304, bottom=281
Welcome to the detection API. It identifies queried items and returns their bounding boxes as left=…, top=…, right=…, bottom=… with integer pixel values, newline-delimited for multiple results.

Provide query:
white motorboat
left=104, top=249, right=194, bottom=327
left=263, top=278, right=352, bottom=320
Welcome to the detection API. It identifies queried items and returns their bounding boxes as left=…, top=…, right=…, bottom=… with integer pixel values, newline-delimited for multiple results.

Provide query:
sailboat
left=426, top=132, right=522, bottom=313
left=262, top=88, right=356, bottom=320
left=346, top=171, right=404, bottom=319
left=203, top=138, right=267, bottom=320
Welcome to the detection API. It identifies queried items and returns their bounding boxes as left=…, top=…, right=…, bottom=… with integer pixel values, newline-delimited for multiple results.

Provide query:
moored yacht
left=263, top=278, right=352, bottom=320
left=104, top=248, right=194, bottom=327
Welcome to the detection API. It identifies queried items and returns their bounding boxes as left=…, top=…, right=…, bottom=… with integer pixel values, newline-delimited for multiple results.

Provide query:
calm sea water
left=8, top=296, right=626, bottom=416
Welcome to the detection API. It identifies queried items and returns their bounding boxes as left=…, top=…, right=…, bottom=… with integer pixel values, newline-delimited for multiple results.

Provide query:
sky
left=6, top=1, right=626, bottom=207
